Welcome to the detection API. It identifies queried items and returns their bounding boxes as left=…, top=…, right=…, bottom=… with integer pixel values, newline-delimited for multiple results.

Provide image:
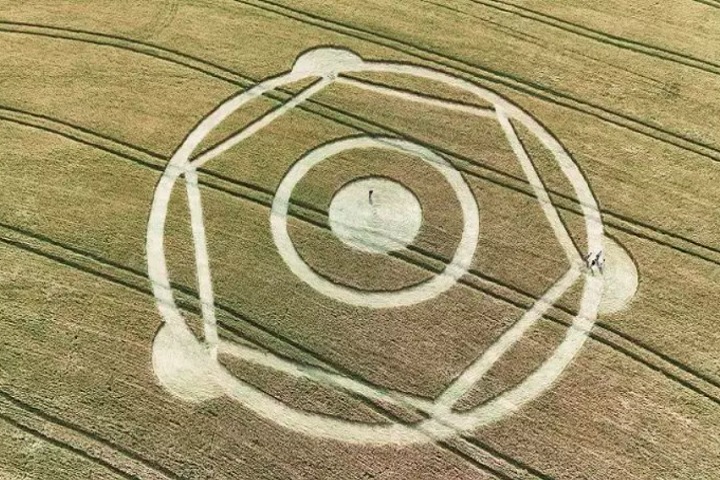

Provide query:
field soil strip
left=335, top=70, right=496, bottom=109
left=452, top=321, right=568, bottom=412
left=0, top=416, right=126, bottom=480
left=434, top=268, right=581, bottom=413
left=190, top=77, right=334, bottom=169
left=336, top=76, right=497, bottom=118
left=492, top=0, right=720, bottom=67
left=185, top=170, right=220, bottom=358
left=458, top=0, right=720, bottom=76
left=0, top=394, right=172, bottom=480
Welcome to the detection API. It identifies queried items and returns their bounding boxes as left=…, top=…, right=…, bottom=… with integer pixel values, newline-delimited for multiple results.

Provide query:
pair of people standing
left=586, top=250, right=604, bottom=274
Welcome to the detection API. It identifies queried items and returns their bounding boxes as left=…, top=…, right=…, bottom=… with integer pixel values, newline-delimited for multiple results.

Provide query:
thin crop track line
left=693, top=0, right=720, bottom=9
left=0, top=21, right=244, bottom=87
left=0, top=413, right=140, bottom=480
left=2, top=109, right=718, bottom=398
left=466, top=0, right=720, bottom=77
left=0, top=22, right=717, bottom=264
left=418, top=0, right=546, bottom=46
left=0, top=390, right=183, bottom=480
left=232, top=0, right=720, bottom=164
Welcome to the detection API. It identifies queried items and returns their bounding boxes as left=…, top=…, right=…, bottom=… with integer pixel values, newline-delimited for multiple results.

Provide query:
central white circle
left=329, top=178, right=422, bottom=254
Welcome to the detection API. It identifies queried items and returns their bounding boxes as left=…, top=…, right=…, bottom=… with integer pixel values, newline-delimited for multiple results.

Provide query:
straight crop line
left=436, top=269, right=582, bottom=411
left=0, top=412, right=139, bottom=480
left=467, top=0, right=720, bottom=77
left=496, top=110, right=581, bottom=264
left=233, top=0, right=720, bottom=165
left=0, top=22, right=718, bottom=265
left=337, top=76, right=497, bottom=118
left=0, top=21, right=246, bottom=87
left=1, top=109, right=718, bottom=401
left=0, top=389, right=182, bottom=480
left=191, top=77, right=333, bottom=168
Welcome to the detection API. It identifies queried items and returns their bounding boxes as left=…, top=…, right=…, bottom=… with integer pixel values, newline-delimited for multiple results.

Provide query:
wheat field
left=0, top=1, right=719, bottom=479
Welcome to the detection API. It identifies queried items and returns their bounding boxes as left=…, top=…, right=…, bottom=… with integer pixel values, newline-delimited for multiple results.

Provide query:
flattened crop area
left=0, top=1, right=718, bottom=479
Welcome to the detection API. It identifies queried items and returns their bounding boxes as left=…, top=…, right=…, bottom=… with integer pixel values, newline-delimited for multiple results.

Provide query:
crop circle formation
left=147, top=47, right=605, bottom=445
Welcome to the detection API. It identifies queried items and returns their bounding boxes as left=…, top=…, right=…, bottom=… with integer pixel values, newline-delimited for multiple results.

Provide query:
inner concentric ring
left=270, top=136, right=480, bottom=309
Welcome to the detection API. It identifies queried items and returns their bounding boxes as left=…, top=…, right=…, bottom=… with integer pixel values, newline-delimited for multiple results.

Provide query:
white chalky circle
left=328, top=177, right=423, bottom=254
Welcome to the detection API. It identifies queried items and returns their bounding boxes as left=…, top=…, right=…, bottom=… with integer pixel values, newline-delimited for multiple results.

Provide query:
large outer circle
left=271, top=136, right=479, bottom=309
left=146, top=52, right=604, bottom=445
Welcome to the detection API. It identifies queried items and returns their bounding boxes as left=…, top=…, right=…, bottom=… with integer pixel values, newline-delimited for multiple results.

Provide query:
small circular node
left=152, top=323, right=223, bottom=403
left=291, top=47, right=364, bottom=78
left=329, top=178, right=422, bottom=254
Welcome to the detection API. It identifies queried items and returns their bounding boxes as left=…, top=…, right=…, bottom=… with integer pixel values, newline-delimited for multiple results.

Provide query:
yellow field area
left=0, top=1, right=719, bottom=479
